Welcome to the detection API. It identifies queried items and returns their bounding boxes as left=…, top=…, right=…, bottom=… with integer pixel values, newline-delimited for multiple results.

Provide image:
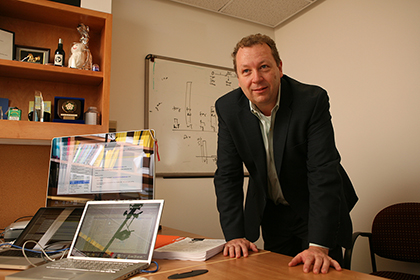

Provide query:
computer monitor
left=46, top=130, right=156, bottom=207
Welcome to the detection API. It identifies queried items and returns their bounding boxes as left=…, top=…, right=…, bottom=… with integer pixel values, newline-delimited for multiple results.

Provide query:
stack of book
left=153, top=235, right=225, bottom=261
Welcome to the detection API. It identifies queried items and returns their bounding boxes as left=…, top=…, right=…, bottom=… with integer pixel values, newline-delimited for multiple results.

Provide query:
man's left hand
left=288, top=246, right=342, bottom=274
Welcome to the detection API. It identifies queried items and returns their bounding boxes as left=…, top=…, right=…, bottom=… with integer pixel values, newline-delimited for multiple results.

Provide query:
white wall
left=110, top=0, right=272, bottom=241
left=81, top=0, right=112, bottom=13
left=110, top=0, right=420, bottom=274
left=275, top=0, right=420, bottom=274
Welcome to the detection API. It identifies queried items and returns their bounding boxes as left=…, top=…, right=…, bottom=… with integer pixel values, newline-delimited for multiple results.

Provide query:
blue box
left=0, top=98, right=9, bottom=119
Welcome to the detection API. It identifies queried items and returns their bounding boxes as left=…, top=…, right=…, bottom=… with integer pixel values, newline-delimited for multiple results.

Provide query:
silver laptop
left=6, top=199, right=164, bottom=280
left=0, top=207, right=84, bottom=270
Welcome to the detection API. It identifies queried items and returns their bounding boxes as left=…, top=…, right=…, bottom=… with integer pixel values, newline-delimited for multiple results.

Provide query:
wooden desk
left=0, top=227, right=378, bottom=280
left=142, top=251, right=380, bottom=280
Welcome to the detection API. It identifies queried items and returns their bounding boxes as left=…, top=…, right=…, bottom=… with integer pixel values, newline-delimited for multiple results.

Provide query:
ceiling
left=167, top=0, right=319, bottom=28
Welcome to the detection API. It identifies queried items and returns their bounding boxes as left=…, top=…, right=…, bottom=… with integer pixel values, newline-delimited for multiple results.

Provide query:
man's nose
left=251, top=71, right=263, bottom=83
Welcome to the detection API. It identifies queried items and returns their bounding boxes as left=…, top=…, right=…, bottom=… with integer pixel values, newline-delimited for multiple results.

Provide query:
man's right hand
left=223, top=238, right=259, bottom=258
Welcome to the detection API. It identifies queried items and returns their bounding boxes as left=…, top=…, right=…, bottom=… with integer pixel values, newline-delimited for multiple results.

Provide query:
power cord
left=0, top=242, right=13, bottom=248
left=22, top=240, right=69, bottom=267
left=13, top=216, right=33, bottom=223
left=141, top=260, right=159, bottom=273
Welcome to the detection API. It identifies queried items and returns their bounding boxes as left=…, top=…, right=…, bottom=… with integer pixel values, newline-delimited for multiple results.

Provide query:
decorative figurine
left=68, top=42, right=87, bottom=69
left=68, top=23, right=92, bottom=70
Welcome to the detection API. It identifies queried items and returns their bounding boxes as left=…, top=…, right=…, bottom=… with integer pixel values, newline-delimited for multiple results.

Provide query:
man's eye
left=261, top=65, right=268, bottom=69
left=242, top=69, right=250, bottom=74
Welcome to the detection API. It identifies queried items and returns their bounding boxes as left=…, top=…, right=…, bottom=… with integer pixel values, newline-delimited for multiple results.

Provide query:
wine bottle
left=54, top=38, right=65, bottom=66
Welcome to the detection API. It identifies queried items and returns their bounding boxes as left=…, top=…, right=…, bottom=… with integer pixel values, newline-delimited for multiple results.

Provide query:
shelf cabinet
left=0, top=0, right=112, bottom=231
left=0, top=0, right=112, bottom=145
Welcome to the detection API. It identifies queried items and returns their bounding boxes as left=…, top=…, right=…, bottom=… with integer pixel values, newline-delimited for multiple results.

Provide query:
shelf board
left=0, top=120, right=107, bottom=145
left=0, top=0, right=108, bottom=32
left=0, top=59, right=103, bottom=85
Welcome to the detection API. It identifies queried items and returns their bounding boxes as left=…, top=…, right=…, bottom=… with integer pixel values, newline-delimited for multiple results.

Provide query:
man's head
left=232, top=34, right=281, bottom=74
left=232, top=34, right=283, bottom=115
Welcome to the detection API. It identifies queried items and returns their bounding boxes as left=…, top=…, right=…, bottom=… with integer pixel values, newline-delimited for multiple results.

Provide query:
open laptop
left=0, top=207, right=84, bottom=270
left=7, top=199, right=164, bottom=280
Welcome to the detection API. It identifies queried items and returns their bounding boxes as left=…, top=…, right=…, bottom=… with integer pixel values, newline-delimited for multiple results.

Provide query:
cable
left=5, top=244, right=68, bottom=254
left=0, top=243, right=13, bottom=247
left=0, top=241, right=66, bottom=268
left=0, top=230, right=6, bottom=240
left=14, top=216, right=33, bottom=223
left=19, top=240, right=68, bottom=267
left=141, top=260, right=159, bottom=273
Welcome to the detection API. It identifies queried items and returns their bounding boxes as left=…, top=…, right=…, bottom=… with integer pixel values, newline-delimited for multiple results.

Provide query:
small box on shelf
left=7, top=107, right=21, bottom=120
left=53, top=96, right=85, bottom=123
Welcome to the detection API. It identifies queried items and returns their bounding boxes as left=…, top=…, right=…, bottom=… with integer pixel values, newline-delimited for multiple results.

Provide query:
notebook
left=6, top=199, right=164, bottom=280
left=0, top=207, right=84, bottom=270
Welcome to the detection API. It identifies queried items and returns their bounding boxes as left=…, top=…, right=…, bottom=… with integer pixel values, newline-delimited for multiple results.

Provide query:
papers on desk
left=153, top=235, right=226, bottom=261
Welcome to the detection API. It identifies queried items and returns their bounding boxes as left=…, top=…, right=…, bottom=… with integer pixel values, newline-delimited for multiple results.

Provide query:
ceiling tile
left=222, top=0, right=314, bottom=27
left=167, top=0, right=318, bottom=27
left=169, top=0, right=230, bottom=12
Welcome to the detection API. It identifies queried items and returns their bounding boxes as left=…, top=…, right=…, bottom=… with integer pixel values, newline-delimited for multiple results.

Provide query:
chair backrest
left=371, top=202, right=420, bottom=263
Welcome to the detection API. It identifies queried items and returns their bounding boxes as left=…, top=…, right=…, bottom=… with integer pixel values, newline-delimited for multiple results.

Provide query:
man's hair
left=232, top=33, right=281, bottom=73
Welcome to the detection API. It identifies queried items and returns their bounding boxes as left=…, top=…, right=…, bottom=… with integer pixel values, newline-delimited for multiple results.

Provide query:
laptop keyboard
left=0, top=250, right=41, bottom=258
left=46, top=259, right=135, bottom=273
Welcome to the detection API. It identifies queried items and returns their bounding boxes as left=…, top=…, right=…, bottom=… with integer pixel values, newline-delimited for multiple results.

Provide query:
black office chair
left=343, top=202, right=420, bottom=279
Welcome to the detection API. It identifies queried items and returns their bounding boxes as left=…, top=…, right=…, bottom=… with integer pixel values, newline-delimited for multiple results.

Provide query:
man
left=214, top=34, right=358, bottom=274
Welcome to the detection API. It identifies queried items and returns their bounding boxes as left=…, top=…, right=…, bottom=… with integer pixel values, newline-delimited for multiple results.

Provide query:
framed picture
left=0, top=28, right=15, bottom=60
left=15, top=45, right=50, bottom=65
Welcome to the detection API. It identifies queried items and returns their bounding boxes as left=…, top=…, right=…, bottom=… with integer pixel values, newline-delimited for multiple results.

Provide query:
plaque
left=53, top=97, right=84, bottom=123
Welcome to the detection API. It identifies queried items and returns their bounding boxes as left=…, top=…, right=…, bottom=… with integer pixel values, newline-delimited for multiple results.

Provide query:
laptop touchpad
left=42, top=271, right=84, bottom=280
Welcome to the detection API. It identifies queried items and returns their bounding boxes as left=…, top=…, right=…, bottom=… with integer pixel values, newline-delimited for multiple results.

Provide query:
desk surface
left=145, top=251, right=380, bottom=280
left=1, top=227, right=378, bottom=280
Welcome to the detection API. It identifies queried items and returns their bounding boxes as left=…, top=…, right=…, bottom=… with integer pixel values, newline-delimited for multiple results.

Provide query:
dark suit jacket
left=214, top=75, right=358, bottom=249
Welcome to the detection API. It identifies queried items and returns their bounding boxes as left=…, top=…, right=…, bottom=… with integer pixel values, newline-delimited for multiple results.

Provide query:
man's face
left=235, top=43, right=283, bottom=115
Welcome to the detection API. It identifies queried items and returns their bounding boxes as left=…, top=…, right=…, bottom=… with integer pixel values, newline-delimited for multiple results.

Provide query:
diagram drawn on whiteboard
left=146, top=55, right=236, bottom=176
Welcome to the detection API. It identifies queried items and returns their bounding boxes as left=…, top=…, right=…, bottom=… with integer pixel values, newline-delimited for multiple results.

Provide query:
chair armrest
left=343, top=231, right=372, bottom=270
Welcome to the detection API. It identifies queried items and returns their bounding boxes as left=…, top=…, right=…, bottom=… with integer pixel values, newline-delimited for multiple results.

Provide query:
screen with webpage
left=46, top=130, right=156, bottom=207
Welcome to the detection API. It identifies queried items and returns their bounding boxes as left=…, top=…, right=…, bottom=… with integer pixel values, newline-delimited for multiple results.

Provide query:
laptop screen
left=69, top=200, right=163, bottom=261
left=15, top=207, right=83, bottom=249
left=46, top=130, right=156, bottom=207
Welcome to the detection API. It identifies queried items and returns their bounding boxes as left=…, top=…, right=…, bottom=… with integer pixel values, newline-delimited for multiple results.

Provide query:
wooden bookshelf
left=0, top=0, right=112, bottom=144
left=0, top=0, right=112, bottom=231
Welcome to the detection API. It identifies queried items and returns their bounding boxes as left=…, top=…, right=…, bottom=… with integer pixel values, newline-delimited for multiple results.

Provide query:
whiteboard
left=145, top=54, right=236, bottom=177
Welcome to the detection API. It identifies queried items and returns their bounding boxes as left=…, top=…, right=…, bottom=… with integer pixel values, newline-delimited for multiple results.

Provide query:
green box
left=7, top=107, right=22, bottom=120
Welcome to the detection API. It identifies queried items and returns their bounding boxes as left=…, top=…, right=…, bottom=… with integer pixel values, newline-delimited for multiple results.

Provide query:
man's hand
left=223, top=238, right=258, bottom=258
left=288, top=246, right=341, bottom=274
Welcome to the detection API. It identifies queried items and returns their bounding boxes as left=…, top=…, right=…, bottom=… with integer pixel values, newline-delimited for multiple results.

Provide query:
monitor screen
left=46, top=130, right=156, bottom=207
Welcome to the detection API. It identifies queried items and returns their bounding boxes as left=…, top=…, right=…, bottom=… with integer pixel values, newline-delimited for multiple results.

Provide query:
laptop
left=0, top=207, right=84, bottom=270
left=6, top=199, right=164, bottom=280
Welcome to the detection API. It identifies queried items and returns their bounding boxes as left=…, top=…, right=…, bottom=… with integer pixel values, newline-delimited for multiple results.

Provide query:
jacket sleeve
left=305, top=90, right=344, bottom=248
left=213, top=97, right=247, bottom=241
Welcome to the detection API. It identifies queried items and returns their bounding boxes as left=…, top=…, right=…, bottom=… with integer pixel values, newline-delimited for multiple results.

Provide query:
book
left=0, top=98, right=8, bottom=119
left=153, top=236, right=225, bottom=261
left=154, top=235, right=185, bottom=249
